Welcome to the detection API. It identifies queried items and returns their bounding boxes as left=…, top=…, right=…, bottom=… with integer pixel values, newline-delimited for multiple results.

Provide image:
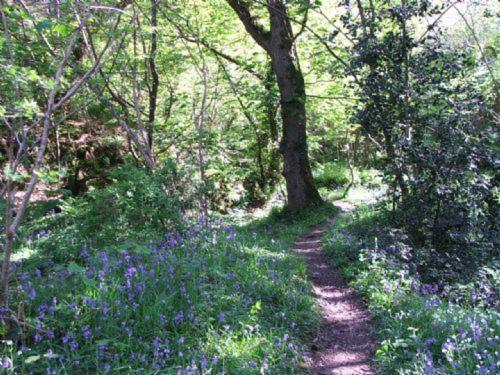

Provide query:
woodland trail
left=294, top=202, right=377, bottom=375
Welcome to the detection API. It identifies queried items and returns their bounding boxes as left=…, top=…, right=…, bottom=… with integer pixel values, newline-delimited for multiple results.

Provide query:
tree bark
left=264, top=63, right=280, bottom=187
left=147, top=0, right=159, bottom=150
left=268, top=1, right=321, bottom=209
left=1, top=186, right=14, bottom=308
left=226, top=0, right=321, bottom=210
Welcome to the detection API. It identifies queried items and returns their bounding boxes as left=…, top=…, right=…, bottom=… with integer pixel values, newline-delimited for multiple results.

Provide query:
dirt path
left=294, top=202, right=377, bottom=375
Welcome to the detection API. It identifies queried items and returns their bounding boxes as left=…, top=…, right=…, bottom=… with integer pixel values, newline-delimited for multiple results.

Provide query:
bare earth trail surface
left=294, top=201, right=377, bottom=375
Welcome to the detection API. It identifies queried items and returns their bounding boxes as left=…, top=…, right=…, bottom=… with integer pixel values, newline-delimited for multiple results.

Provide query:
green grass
left=314, top=164, right=385, bottom=205
left=313, top=161, right=351, bottom=189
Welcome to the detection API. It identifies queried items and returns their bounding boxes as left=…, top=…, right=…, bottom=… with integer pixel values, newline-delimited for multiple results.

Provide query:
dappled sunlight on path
left=294, top=204, right=377, bottom=375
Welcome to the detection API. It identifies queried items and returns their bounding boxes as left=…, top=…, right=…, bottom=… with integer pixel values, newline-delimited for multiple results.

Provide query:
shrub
left=344, top=0, right=499, bottom=265
left=73, top=163, right=184, bottom=240
left=313, top=162, right=351, bottom=188
left=359, top=169, right=382, bottom=189
left=24, top=163, right=186, bottom=261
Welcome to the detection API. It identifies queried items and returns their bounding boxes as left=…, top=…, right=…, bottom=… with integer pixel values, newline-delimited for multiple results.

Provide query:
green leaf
left=35, top=20, right=53, bottom=31
left=134, top=245, right=152, bottom=255
left=26, top=69, right=39, bottom=82
left=25, top=355, right=41, bottom=364
left=82, top=277, right=97, bottom=287
left=52, top=23, right=72, bottom=37
left=250, top=300, right=262, bottom=315
left=96, top=339, right=112, bottom=345
left=67, top=262, right=85, bottom=275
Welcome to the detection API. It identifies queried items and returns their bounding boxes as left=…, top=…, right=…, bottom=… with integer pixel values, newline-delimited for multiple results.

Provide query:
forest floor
left=295, top=201, right=377, bottom=375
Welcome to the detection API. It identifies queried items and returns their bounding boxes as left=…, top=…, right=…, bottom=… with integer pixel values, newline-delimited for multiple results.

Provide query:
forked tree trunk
left=226, top=0, right=321, bottom=210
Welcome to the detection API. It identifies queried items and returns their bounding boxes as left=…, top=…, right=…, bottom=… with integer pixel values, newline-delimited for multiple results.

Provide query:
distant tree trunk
left=196, top=82, right=209, bottom=218
left=382, top=128, right=408, bottom=200
left=187, top=37, right=211, bottom=218
left=147, top=0, right=159, bottom=150
left=226, top=0, right=321, bottom=210
left=264, top=61, right=281, bottom=189
left=1, top=185, right=14, bottom=308
left=264, top=62, right=279, bottom=143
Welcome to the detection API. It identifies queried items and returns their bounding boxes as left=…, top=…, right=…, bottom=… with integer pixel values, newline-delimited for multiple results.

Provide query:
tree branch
left=225, top=0, right=271, bottom=52
left=183, top=36, right=265, bottom=80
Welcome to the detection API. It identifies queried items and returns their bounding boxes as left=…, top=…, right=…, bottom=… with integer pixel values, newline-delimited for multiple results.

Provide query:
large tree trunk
left=226, top=0, right=321, bottom=210
left=268, top=2, right=321, bottom=209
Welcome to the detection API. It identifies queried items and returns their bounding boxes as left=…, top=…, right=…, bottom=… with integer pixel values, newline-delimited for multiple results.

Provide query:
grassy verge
left=1, top=203, right=337, bottom=374
left=323, top=205, right=499, bottom=374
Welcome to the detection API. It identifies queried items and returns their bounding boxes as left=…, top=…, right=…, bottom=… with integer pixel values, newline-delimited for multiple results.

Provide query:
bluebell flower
left=82, top=296, right=95, bottom=307
left=82, top=325, right=92, bottom=340
left=173, top=311, right=184, bottom=325
left=45, top=328, right=54, bottom=340
left=152, top=337, right=161, bottom=349
left=218, top=312, right=226, bottom=323
left=62, top=332, right=74, bottom=344
left=1, top=358, right=12, bottom=369
left=198, top=356, right=207, bottom=369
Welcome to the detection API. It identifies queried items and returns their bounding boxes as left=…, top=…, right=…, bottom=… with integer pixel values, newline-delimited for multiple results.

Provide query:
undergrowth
left=323, top=206, right=499, bottom=374
left=1, top=201, right=336, bottom=373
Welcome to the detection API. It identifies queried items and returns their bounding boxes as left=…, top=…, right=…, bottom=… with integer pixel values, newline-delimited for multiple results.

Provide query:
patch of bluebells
left=2, top=218, right=305, bottom=373
left=343, top=241, right=500, bottom=374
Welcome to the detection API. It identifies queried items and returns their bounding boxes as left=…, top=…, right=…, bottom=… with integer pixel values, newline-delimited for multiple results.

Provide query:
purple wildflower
left=1, top=357, right=12, bottom=369
left=82, top=325, right=92, bottom=340
left=62, top=331, right=74, bottom=344
left=218, top=312, right=226, bottom=323
left=173, top=311, right=184, bottom=325
left=70, top=341, right=79, bottom=351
